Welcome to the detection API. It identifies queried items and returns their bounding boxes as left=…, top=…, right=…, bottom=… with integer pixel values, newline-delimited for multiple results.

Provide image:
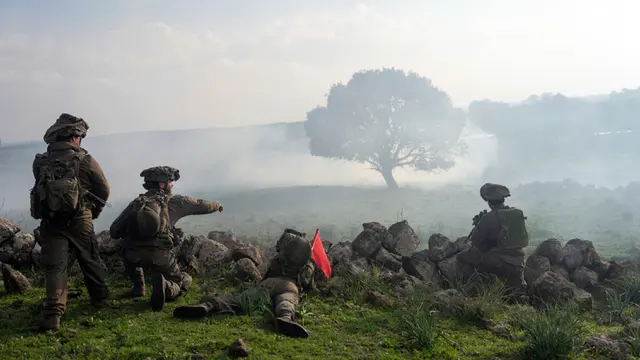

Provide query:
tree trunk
left=380, top=167, right=399, bottom=189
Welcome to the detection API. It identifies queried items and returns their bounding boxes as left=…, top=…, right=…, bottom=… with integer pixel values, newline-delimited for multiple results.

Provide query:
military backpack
left=496, top=208, right=529, bottom=250
left=30, top=152, right=87, bottom=220
left=126, top=192, right=171, bottom=238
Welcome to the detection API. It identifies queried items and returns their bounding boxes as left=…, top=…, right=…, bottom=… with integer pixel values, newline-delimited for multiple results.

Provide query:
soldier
left=456, top=183, right=529, bottom=298
left=173, top=228, right=314, bottom=338
left=30, top=113, right=111, bottom=332
left=109, top=166, right=222, bottom=311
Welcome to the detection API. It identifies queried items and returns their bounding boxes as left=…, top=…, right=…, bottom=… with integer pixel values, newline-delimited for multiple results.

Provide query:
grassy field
left=2, top=183, right=640, bottom=358
left=0, top=268, right=636, bottom=360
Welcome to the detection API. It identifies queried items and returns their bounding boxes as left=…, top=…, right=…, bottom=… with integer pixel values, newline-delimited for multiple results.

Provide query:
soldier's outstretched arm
left=168, top=195, right=222, bottom=224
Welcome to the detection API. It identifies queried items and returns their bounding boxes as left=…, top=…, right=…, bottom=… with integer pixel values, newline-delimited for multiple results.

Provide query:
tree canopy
left=304, top=68, right=466, bottom=188
left=469, top=88, right=640, bottom=184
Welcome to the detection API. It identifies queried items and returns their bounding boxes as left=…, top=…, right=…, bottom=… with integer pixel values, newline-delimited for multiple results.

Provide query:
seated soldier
left=173, top=228, right=314, bottom=338
left=456, top=183, right=529, bottom=298
left=109, top=166, right=223, bottom=311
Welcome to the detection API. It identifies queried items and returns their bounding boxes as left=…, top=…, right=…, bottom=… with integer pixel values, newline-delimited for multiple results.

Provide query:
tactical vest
left=495, top=207, right=529, bottom=250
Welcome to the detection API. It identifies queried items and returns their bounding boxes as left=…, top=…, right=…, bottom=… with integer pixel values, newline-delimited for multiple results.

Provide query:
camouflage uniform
left=173, top=229, right=315, bottom=338
left=33, top=114, right=111, bottom=331
left=109, top=166, right=222, bottom=311
left=456, top=183, right=528, bottom=297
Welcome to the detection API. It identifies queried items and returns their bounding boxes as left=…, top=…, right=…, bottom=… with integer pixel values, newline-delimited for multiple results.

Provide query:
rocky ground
left=2, top=217, right=640, bottom=359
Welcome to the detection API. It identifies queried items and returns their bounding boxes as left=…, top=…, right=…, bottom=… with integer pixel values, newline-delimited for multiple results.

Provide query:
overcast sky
left=1, top=0, right=639, bottom=142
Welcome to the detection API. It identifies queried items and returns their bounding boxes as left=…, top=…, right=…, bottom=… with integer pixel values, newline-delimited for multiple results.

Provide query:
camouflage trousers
left=456, top=247, right=526, bottom=296
left=123, top=246, right=189, bottom=301
left=40, top=215, right=109, bottom=318
left=200, top=276, right=299, bottom=320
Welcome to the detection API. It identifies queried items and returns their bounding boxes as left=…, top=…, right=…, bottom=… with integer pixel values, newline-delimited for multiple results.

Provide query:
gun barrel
left=85, top=191, right=112, bottom=207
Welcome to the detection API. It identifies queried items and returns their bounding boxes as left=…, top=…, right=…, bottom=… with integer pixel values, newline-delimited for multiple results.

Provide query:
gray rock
left=231, top=245, right=262, bottom=266
left=534, top=238, right=564, bottom=265
left=428, top=234, right=458, bottom=262
left=402, top=249, right=437, bottom=283
left=524, top=255, right=550, bottom=285
left=235, top=258, right=262, bottom=282
left=352, top=229, right=382, bottom=258
left=571, top=266, right=599, bottom=290
left=385, top=220, right=420, bottom=256
left=374, top=247, right=402, bottom=272
left=0, top=218, right=20, bottom=244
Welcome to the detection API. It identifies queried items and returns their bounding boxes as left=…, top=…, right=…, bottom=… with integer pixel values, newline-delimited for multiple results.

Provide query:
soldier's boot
left=128, top=266, right=146, bottom=298
left=164, top=280, right=183, bottom=302
left=130, top=283, right=145, bottom=298
left=173, top=302, right=215, bottom=319
left=150, top=273, right=166, bottom=311
left=274, top=298, right=309, bottom=338
left=37, top=316, right=61, bottom=332
left=173, top=298, right=235, bottom=319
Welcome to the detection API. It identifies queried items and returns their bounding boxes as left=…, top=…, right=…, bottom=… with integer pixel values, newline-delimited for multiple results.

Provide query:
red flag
left=311, top=229, right=332, bottom=278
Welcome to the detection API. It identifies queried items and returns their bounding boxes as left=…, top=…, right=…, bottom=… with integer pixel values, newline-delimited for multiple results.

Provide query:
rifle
left=84, top=191, right=111, bottom=208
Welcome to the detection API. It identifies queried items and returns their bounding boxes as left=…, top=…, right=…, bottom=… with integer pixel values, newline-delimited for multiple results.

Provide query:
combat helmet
left=43, top=113, right=90, bottom=144
left=479, top=183, right=511, bottom=201
left=140, top=166, right=180, bottom=190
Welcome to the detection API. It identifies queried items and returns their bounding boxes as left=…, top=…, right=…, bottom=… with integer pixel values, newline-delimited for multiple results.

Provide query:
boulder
left=0, top=218, right=20, bottom=243
left=197, top=239, right=231, bottom=273
left=1, top=263, right=31, bottom=293
left=436, top=255, right=458, bottom=286
left=433, top=289, right=464, bottom=316
left=384, top=220, right=420, bottom=256
left=550, top=265, right=570, bottom=281
left=374, top=247, right=402, bottom=272
left=533, top=238, right=563, bottom=265
left=95, top=230, right=122, bottom=255
left=524, top=255, right=550, bottom=285
left=562, top=238, right=599, bottom=270
left=235, top=258, right=262, bottom=282
left=352, top=229, right=382, bottom=258
left=207, top=230, right=238, bottom=250
left=402, top=249, right=437, bottom=283
left=571, top=266, right=599, bottom=290
left=231, top=245, right=262, bottom=266
left=530, top=271, right=578, bottom=305
left=573, top=288, right=594, bottom=310
left=428, top=234, right=458, bottom=262
left=590, top=260, right=612, bottom=281
left=0, top=232, right=36, bottom=267
left=327, top=242, right=353, bottom=266
left=584, top=335, right=630, bottom=360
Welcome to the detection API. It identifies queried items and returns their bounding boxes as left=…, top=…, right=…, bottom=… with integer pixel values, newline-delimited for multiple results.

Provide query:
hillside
left=5, top=182, right=640, bottom=260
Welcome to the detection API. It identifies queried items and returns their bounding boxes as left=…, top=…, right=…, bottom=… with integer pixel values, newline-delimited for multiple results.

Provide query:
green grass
left=0, top=272, right=634, bottom=360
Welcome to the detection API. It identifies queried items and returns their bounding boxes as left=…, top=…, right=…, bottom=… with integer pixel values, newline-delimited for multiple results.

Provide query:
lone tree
left=304, top=68, right=466, bottom=189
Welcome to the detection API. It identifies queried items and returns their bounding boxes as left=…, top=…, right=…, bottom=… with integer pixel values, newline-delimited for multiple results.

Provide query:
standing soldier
left=456, top=183, right=529, bottom=299
left=173, top=228, right=314, bottom=338
left=109, top=166, right=223, bottom=311
left=30, top=113, right=111, bottom=332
